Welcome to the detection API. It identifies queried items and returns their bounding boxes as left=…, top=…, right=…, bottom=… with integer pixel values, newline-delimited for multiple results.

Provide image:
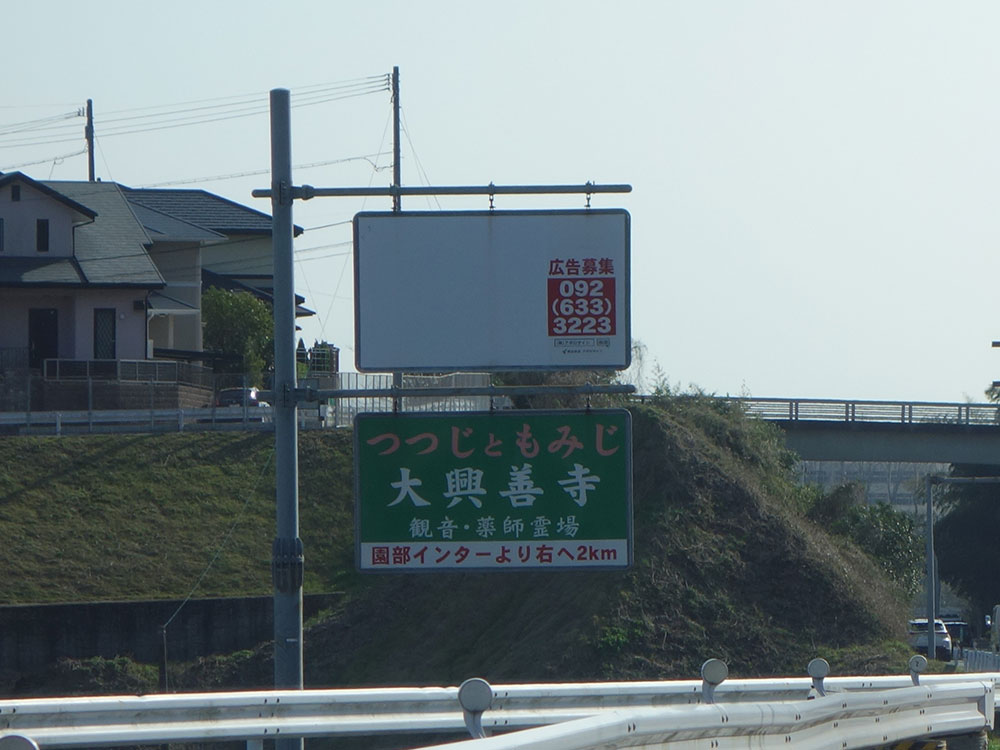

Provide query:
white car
left=907, top=618, right=952, bottom=661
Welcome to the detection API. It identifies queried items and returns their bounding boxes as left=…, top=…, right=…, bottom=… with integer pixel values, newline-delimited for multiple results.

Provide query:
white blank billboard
left=353, top=209, right=630, bottom=372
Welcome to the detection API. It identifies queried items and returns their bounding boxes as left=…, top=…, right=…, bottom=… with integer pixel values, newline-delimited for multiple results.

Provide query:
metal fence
left=41, top=359, right=214, bottom=387
left=0, top=347, right=29, bottom=370
left=734, top=397, right=1000, bottom=426
left=6, top=381, right=1000, bottom=436
left=328, top=372, right=506, bottom=427
left=0, top=371, right=512, bottom=435
left=963, top=648, right=1000, bottom=672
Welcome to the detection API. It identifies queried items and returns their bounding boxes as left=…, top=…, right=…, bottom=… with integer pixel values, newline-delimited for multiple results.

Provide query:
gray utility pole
left=925, top=476, right=936, bottom=660
left=391, top=66, right=403, bottom=409
left=268, top=88, right=304, bottom=750
left=392, top=66, right=401, bottom=212
left=85, top=100, right=95, bottom=182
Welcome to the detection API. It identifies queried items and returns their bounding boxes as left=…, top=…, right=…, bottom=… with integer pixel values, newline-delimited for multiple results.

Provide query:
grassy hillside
left=0, top=395, right=914, bottom=694
left=0, top=430, right=354, bottom=602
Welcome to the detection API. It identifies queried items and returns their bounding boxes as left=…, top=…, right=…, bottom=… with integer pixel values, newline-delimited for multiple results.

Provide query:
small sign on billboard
left=355, top=409, right=633, bottom=571
left=353, top=209, right=630, bottom=372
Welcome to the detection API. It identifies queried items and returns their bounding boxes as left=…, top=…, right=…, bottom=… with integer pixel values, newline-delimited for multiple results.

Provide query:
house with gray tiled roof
left=0, top=171, right=304, bottom=409
left=121, top=186, right=306, bottom=356
left=0, top=173, right=164, bottom=370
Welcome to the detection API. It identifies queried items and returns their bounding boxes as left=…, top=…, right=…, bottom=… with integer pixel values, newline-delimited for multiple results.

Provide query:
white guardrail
left=0, top=661, right=995, bottom=750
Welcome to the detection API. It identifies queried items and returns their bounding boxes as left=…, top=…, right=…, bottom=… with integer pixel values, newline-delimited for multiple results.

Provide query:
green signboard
left=354, top=409, right=632, bottom=571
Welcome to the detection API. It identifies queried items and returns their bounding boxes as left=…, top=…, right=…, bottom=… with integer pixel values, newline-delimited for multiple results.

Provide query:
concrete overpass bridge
left=738, top=398, right=1000, bottom=465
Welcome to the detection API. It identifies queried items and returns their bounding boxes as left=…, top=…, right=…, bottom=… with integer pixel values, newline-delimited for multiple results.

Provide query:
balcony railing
left=42, top=359, right=214, bottom=388
left=0, top=347, right=29, bottom=370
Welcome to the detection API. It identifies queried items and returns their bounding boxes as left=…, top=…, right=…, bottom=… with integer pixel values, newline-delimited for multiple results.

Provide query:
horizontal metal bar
left=0, top=679, right=990, bottom=749
left=415, top=682, right=993, bottom=750
left=930, top=476, right=1000, bottom=485
left=279, top=383, right=637, bottom=402
left=251, top=183, right=632, bottom=199
left=730, top=396, right=999, bottom=409
left=727, top=396, right=1000, bottom=427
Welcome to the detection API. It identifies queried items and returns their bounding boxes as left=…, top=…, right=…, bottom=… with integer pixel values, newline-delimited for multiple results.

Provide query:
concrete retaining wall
left=0, top=594, right=340, bottom=673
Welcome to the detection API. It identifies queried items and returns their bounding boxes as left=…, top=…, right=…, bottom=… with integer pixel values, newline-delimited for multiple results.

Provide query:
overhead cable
left=0, top=76, right=390, bottom=148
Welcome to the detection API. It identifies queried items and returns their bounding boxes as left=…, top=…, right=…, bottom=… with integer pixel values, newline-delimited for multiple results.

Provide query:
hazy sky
left=4, top=1, right=999, bottom=402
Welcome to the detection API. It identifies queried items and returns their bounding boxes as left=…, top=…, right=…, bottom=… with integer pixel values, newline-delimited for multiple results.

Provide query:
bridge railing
left=4, top=395, right=1000, bottom=436
left=734, top=397, right=1000, bottom=426
left=0, top=670, right=994, bottom=750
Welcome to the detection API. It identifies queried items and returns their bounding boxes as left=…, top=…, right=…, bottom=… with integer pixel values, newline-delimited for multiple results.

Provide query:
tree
left=492, top=340, right=648, bottom=410
left=201, top=287, right=274, bottom=385
left=934, top=463, right=1000, bottom=617
left=807, top=483, right=924, bottom=597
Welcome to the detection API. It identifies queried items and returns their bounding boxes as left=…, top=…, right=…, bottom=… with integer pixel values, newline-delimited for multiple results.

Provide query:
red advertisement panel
left=547, top=277, right=617, bottom=337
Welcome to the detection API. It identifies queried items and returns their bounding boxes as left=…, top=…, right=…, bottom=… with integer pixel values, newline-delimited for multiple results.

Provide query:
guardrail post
left=459, top=678, right=494, bottom=739
left=55, top=412, right=61, bottom=436
left=909, top=654, right=928, bottom=685
left=700, top=658, right=728, bottom=704
left=0, top=735, right=40, bottom=750
left=807, top=657, right=830, bottom=697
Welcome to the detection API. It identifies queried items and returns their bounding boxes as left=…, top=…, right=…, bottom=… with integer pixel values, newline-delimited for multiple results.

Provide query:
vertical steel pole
left=392, top=66, right=401, bottom=212
left=268, top=89, right=304, bottom=719
left=925, top=476, right=936, bottom=659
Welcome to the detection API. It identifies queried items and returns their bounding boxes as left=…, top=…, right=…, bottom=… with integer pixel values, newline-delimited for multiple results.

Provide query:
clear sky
left=4, top=1, right=999, bottom=402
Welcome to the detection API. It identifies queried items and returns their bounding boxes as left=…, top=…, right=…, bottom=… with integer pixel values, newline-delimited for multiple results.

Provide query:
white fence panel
left=964, top=649, right=1000, bottom=673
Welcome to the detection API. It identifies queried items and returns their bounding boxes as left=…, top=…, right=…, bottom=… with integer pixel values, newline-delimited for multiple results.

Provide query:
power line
left=100, top=75, right=388, bottom=119
left=400, top=107, right=442, bottom=210
left=0, top=147, right=88, bottom=171
left=0, top=110, right=81, bottom=137
left=0, top=88, right=383, bottom=148
left=295, top=241, right=352, bottom=254
left=135, top=154, right=390, bottom=188
left=306, top=219, right=353, bottom=231
left=99, top=81, right=382, bottom=128
left=0, top=76, right=390, bottom=149
left=294, top=250, right=352, bottom=263
left=0, top=77, right=387, bottom=136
